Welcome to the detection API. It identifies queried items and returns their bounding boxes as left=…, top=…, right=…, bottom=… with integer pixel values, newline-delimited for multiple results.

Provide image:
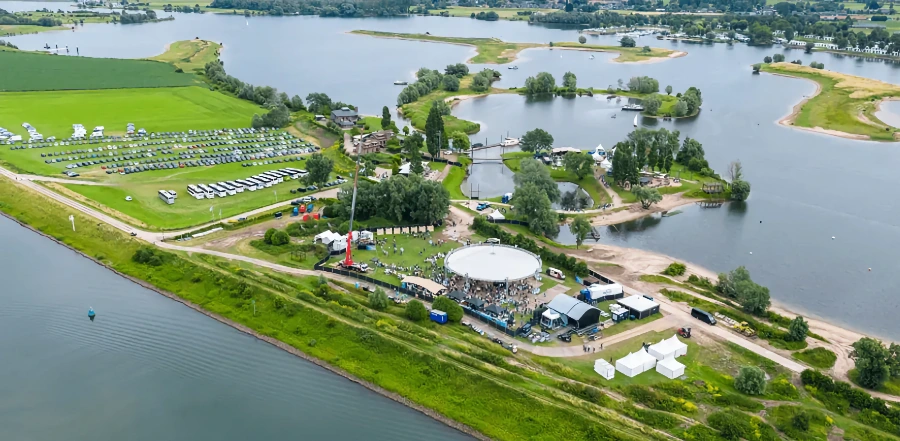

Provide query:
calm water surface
left=4, top=10, right=900, bottom=337
left=0, top=216, right=471, bottom=441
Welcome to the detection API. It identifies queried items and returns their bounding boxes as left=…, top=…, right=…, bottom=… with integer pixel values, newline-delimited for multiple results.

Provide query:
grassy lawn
left=792, top=347, right=837, bottom=369
left=428, top=161, right=445, bottom=171
left=849, top=369, right=900, bottom=397
left=148, top=39, right=221, bottom=73
left=0, top=50, right=198, bottom=92
left=0, top=86, right=262, bottom=144
left=56, top=158, right=321, bottom=230
left=428, top=6, right=554, bottom=19
left=761, top=62, right=900, bottom=141
left=352, top=31, right=679, bottom=65
left=593, top=299, right=663, bottom=337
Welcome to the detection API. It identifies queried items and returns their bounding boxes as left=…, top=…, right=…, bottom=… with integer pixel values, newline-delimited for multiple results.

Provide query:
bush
left=663, top=262, right=686, bottom=276
left=709, top=391, right=765, bottom=411
left=735, top=366, right=767, bottom=395
left=769, top=377, right=800, bottom=399
left=132, top=246, right=165, bottom=266
left=368, top=287, right=389, bottom=311
left=621, top=404, right=680, bottom=429
left=431, top=296, right=464, bottom=323
left=793, top=411, right=810, bottom=431
left=405, top=299, right=428, bottom=321
left=707, top=410, right=779, bottom=441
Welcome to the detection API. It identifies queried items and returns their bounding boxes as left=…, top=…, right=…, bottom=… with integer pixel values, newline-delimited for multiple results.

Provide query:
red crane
left=343, top=135, right=363, bottom=267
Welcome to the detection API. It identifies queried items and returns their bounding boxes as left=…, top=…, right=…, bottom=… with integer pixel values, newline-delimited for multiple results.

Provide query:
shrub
left=621, top=404, right=680, bottom=429
left=431, top=296, right=464, bottom=323
left=735, top=366, right=767, bottom=395
left=769, top=377, right=800, bottom=399
left=793, top=411, right=810, bottom=431
left=132, top=246, right=165, bottom=266
left=367, top=287, right=389, bottom=311
left=405, top=299, right=428, bottom=321
left=663, top=262, right=686, bottom=276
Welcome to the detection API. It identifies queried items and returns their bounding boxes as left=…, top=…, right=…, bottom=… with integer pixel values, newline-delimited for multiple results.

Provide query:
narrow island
left=350, top=30, right=685, bottom=64
left=0, top=8, right=169, bottom=37
left=760, top=62, right=900, bottom=141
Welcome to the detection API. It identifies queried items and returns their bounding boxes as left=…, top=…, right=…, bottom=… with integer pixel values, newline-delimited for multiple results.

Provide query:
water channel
left=3, top=6, right=900, bottom=337
left=0, top=215, right=471, bottom=441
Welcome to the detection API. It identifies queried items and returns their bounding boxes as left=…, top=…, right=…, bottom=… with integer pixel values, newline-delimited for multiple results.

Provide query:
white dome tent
left=648, top=335, right=688, bottom=361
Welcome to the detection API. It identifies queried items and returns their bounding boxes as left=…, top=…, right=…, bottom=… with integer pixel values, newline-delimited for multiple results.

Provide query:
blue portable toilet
left=430, top=310, right=448, bottom=324
left=307, top=203, right=314, bottom=213
left=292, top=206, right=299, bottom=216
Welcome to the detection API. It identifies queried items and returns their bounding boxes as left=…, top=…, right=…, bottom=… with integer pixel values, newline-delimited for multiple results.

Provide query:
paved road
left=0, top=166, right=863, bottom=379
left=19, top=174, right=111, bottom=185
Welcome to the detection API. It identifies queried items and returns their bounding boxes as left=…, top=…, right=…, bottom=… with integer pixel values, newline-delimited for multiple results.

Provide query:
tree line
left=331, top=173, right=450, bottom=226
left=203, top=61, right=351, bottom=129
left=397, top=64, right=497, bottom=106
left=472, top=217, right=590, bottom=277
left=0, top=10, right=62, bottom=27
left=208, top=0, right=413, bottom=17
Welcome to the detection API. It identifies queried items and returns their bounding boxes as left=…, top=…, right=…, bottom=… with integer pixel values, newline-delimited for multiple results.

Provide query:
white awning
left=488, top=211, right=505, bottom=220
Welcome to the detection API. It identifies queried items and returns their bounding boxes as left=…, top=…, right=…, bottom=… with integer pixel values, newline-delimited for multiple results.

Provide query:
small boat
left=88, top=307, right=96, bottom=321
left=507, top=65, right=518, bottom=70
left=633, top=115, right=638, bottom=127
left=611, top=114, right=616, bottom=118
left=43, top=44, right=51, bottom=49
left=393, top=80, right=408, bottom=85
left=622, top=104, right=644, bottom=111
left=501, top=137, right=520, bottom=147
left=589, top=55, right=594, bottom=59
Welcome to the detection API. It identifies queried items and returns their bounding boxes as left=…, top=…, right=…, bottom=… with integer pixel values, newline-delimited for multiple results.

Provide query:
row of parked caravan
left=186, top=168, right=309, bottom=200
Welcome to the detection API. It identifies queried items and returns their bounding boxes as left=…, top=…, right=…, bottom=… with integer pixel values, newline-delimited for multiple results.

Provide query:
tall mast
left=343, top=131, right=363, bottom=266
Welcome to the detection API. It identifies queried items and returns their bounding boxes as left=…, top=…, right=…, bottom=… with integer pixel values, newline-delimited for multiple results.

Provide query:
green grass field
left=0, top=51, right=199, bottom=91
left=553, top=42, right=676, bottom=63
left=792, top=347, right=837, bottom=369
left=399, top=75, right=495, bottom=135
left=0, top=24, right=68, bottom=35
left=148, top=39, right=221, bottom=73
left=0, top=86, right=262, bottom=143
left=56, top=158, right=323, bottom=230
left=443, top=165, right=467, bottom=199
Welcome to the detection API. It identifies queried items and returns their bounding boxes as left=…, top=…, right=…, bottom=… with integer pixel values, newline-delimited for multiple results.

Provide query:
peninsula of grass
left=443, top=165, right=467, bottom=200
left=399, top=74, right=512, bottom=134
left=149, top=39, right=222, bottom=73
left=351, top=30, right=681, bottom=65
left=761, top=62, right=900, bottom=141
left=0, top=50, right=199, bottom=92
left=0, top=24, right=67, bottom=35
left=602, top=89, right=698, bottom=118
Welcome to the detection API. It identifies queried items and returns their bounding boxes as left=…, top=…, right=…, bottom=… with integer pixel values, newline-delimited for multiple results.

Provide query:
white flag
left=68, top=215, right=74, bottom=222
left=209, top=206, right=214, bottom=212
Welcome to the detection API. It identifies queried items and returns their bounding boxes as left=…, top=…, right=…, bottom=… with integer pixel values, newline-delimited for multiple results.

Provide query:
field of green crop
left=0, top=86, right=263, bottom=145
left=57, top=157, right=327, bottom=230
left=0, top=51, right=199, bottom=91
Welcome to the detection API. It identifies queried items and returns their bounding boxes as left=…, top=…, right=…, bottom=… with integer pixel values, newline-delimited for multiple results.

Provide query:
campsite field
left=0, top=86, right=263, bottom=159
left=55, top=158, right=323, bottom=230
left=0, top=50, right=199, bottom=91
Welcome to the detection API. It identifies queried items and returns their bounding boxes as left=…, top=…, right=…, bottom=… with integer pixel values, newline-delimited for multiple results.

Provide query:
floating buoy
left=88, top=307, right=96, bottom=322
left=749, top=252, right=753, bottom=255
left=832, top=236, right=835, bottom=240
left=868, top=268, right=872, bottom=272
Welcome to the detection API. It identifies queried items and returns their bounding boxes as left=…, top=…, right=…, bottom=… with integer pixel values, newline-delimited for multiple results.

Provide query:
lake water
left=0, top=215, right=470, bottom=441
left=3, top=8, right=900, bottom=338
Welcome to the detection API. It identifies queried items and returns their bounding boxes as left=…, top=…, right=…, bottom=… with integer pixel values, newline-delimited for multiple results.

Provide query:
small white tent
left=315, top=230, right=340, bottom=245
left=648, top=335, right=688, bottom=361
left=655, top=357, right=685, bottom=380
left=615, top=349, right=657, bottom=377
left=594, top=359, right=615, bottom=380
left=488, top=210, right=505, bottom=220
left=599, top=159, right=612, bottom=170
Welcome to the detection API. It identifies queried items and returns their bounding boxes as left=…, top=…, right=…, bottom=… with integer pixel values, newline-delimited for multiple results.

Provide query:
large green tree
left=449, top=131, right=470, bottom=151
left=305, top=153, right=334, bottom=185
left=735, top=279, right=771, bottom=316
left=368, top=287, right=390, bottom=311
left=513, top=182, right=559, bottom=238
left=568, top=216, right=592, bottom=249
left=405, top=299, right=428, bottom=321
left=788, top=316, right=809, bottom=342
left=643, top=94, right=662, bottom=115
left=633, top=186, right=662, bottom=209
left=432, top=296, right=464, bottom=323
left=562, top=71, right=577, bottom=92
left=520, top=128, right=554, bottom=153
left=524, top=72, right=557, bottom=95
left=425, top=101, right=446, bottom=157
left=852, top=338, right=891, bottom=389
left=564, top=151, right=593, bottom=180
left=381, top=105, right=391, bottom=130
left=513, top=159, right=560, bottom=202
left=735, top=366, right=767, bottom=395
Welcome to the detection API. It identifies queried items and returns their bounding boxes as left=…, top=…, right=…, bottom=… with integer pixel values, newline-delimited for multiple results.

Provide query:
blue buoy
left=88, top=307, right=96, bottom=322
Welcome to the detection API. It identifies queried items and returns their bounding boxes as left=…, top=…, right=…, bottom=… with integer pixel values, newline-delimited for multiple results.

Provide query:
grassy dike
left=0, top=175, right=651, bottom=441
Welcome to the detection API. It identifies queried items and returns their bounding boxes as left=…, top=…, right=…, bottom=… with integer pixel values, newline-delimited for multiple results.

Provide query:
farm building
left=617, top=295, right=660, bottom=320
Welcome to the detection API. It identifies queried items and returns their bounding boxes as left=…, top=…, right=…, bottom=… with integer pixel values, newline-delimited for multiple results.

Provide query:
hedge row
left=801, top=369, right=900, bottom=430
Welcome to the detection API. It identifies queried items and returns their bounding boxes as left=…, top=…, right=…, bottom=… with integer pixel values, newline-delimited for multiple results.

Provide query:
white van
left=547, top=267, right=565, bottom=280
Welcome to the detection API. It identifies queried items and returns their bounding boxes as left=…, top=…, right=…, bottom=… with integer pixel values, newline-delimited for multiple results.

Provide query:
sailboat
left=633, top=115, right=638, bottom=127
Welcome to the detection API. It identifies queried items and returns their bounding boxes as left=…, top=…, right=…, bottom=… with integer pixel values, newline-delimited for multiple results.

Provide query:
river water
left=3, top=7, right=900, bottom=336
left=0, top=215, right=470, bottom=441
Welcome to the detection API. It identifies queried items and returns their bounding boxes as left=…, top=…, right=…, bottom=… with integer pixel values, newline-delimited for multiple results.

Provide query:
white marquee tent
left=594, top=359, right=615, bottom=380
left=648, top=335, right=688, bottom=361
left=488, top=210, right=505, bottom=220
left=615, top=349, right=657, bottom=377
left=655, top=357, right=685, bottom=380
